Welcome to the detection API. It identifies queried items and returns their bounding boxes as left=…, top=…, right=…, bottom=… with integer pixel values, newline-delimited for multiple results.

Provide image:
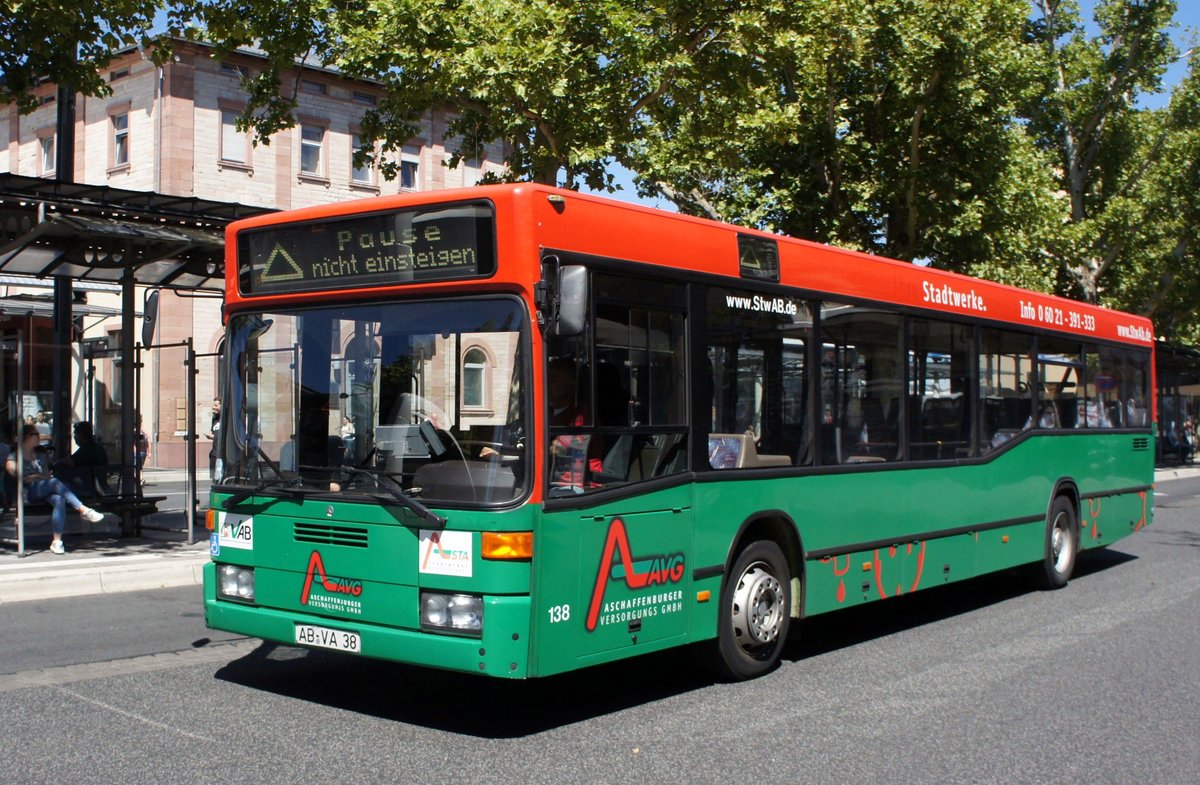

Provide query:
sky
left=593, top=0, right=1200, bottom=209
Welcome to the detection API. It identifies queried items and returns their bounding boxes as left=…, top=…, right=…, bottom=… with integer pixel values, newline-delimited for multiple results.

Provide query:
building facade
left=1, top=40, right=508, bottom=468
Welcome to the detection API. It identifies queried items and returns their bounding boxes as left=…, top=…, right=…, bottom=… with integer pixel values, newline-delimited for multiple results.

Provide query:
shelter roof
left=0, top=173, right=273, bottom=291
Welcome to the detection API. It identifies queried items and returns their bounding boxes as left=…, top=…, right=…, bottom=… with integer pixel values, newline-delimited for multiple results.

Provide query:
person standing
left=0, top=423, right=12, bottom=514
left=34, top=410, right=52, bottom=450
left=5, top=425, right=105, bottom=554
left=208, top=398, right=222, bottom=481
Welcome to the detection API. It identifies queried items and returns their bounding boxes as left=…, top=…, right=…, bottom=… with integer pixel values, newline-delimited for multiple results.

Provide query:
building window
left=300, top=79, right=327, bottom=95
left=38, top=132, right=55, bottom=176
left=463, top=347, right=489, bottom=409
left=300, top=124, right=325, bottom=177
left=351, top=132, right=374, bottom=185
left=220, top=109, right=249, bottom=166
left=109, top=67, right=130, bottom=82
left=221, top=62, right=250, bottom=79
left=401, top=145, right=420, bottom=190
left=352, top=91, right=377, bottom=106
left=111, top=112, right=129, bottom=169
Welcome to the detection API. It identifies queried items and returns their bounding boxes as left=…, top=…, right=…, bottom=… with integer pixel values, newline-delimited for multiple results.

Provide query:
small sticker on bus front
left=217, top=512, right=254, bottom=550
left=419, top=530, right=473, bottom=577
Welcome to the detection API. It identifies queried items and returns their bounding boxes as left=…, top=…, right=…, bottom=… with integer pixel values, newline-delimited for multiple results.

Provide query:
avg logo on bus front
left=586, top=519, right=686, bottom=632
left=300, top=551, right=365, bottom=616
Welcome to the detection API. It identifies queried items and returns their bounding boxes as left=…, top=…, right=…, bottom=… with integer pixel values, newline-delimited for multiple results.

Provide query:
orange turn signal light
left=206, top=507, right=218, bottom=532
left=482, top=531, right=533, bottom=560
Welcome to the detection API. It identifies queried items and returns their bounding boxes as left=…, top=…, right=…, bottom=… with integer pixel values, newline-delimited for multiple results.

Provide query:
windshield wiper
left=340, top=466, right=447, bottom=529
left=221, top=477, right=306, bottom=509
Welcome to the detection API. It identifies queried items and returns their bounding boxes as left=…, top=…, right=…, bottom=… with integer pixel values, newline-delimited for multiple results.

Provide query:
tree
left=1107, top=52, right=1200, bottom=341
left=636, top=0, right=1063, bottom=284
left=0, top=1, right=172, bottom=113
left=177, top=0, right=742, bottom=189
left=1024, top=0, right=1179, bottom=304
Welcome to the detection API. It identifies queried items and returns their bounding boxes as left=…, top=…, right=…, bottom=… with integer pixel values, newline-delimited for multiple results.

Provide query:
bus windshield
left=219, top=297, right=529, bottom=507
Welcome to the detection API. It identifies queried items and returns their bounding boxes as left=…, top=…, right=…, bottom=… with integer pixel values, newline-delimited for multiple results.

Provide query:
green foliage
left=1023, top=0, right=1180, bottom=308
left=0, top=1, right=175, bottom=112
left=639, top=0, right=1056, bottom=279
left=5, top=0, right=1200, bottom=335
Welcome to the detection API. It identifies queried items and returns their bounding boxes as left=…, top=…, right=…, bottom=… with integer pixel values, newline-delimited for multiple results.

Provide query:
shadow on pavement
left=212, top=546, right=1136, bottom=738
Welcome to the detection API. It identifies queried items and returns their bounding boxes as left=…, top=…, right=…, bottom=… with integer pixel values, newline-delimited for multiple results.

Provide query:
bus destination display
left=238, top=202, right=496, bottom=295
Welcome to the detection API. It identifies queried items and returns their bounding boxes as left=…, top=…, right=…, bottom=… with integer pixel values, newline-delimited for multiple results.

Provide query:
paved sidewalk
left=2, top=466, right=1198, bottom=606
left=0, top=524, right=209, bottom=605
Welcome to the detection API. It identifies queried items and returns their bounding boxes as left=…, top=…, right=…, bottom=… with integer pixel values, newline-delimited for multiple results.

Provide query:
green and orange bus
left=204, top=183, right=1154, bottom=680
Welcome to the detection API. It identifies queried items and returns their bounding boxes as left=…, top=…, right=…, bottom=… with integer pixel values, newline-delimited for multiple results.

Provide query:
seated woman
left=5, top=425, right=105, bottom=554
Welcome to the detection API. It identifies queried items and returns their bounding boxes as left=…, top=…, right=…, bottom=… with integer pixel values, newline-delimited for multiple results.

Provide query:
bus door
left=533, top=270, right=694, bottom=671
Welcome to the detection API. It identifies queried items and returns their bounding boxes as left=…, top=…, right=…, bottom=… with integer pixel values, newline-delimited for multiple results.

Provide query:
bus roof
left=225, top=183, right=1154, bottom=349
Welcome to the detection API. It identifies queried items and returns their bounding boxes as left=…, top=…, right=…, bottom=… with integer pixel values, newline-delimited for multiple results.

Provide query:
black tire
left=712, top=540, right=791, bottom=681
left=1035, top=496, right=1078, bottom=590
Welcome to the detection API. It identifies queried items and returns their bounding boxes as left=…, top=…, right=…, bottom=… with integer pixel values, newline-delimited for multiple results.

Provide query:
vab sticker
left=586, top=518, right=685, bottom=632
left=217, top=512, right=254, bottom=550
left=419, top=530, right=473, bottom=577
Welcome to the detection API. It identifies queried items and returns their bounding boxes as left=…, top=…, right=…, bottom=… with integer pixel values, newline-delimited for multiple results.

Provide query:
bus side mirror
left=555, top=265, right=588, bottom=337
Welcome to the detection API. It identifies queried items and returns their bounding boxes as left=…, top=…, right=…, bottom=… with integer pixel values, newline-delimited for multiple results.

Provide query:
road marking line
left=0, top=638, right=257, bottom=694
left=56, top=686, right=218, bottom=743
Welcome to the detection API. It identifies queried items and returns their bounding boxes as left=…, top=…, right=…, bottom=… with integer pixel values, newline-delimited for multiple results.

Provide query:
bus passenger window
left=705, top=287, right=812, bottom=468
left=979, top=329, right=1034, bottom=450
left=908, top=318, right=973, bottom=460
left=819, top=303, right=902, bottom=464
left=1037, top=337, right=1083, bottom=430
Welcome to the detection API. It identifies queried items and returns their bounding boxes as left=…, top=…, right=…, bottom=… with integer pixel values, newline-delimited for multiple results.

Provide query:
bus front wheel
left=1035, top=496, right=1078, bottom=590
left=713, top=540, right=791, bottom=681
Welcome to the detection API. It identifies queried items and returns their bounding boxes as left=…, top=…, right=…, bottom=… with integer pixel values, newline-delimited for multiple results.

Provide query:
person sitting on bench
left=5, top=424, right=106, bottom=554
left=55, top=420, right=111, bottom=498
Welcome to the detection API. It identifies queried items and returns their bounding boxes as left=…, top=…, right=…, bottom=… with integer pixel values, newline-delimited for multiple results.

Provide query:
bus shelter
left=0, top=173, right=271, bottom=555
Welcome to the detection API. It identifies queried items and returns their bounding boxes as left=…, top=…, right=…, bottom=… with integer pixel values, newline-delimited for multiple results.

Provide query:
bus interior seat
left=654, top=433, right=688, bottom=475
left=1056, top=397, right=1078, bottom=428
left=598, top=433, right=638, bottom=483
left=848, top=396, right=898, bottom=462
left=626, top=438, right=661, bottom=482
left=599, top=432, right=688, bottom=483
left=709, top=433, right=790, bottom=469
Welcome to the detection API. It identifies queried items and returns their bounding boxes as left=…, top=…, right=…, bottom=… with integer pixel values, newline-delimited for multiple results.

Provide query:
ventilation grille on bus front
left=1132, top=437, right=1150, bottom=451
left=294, top=522, right=369, bottom=548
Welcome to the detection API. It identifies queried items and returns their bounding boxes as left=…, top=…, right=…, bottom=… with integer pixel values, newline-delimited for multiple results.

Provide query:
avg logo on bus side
left=586, top=518, right=685, bottom=632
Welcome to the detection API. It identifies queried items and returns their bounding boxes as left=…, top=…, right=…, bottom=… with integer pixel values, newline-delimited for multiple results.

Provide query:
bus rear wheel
left=1035, top=496, right=1078, bottom=590
left=713, top=540, right=791, bottom=681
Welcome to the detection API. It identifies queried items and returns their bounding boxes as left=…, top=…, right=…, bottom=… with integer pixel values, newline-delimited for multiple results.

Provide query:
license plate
left=295, top=624, right=361, bottom=654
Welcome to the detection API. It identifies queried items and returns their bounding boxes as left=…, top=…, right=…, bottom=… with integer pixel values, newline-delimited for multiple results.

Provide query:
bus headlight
left=217, top=564, right=255, bottom=601
left=420, top=592, right=483, bottom=636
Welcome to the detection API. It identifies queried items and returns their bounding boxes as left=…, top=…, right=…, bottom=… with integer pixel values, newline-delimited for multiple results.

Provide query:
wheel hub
left=731, top=563, right=784, bottom=648
left=1051, top=512, right=1074, bottom=573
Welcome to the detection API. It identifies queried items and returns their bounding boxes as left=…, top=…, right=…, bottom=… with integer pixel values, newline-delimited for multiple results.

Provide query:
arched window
left=463, top=347, right=489, bottom=409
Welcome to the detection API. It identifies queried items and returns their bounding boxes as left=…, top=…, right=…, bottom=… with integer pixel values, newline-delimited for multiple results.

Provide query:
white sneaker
left=50, top=540, right=65, bottom=554
left=80, top=506, right=105, bottom=524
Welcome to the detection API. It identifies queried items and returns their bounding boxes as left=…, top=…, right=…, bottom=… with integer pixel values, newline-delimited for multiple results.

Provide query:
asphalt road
left=2, top=478, right=1197, bottom=785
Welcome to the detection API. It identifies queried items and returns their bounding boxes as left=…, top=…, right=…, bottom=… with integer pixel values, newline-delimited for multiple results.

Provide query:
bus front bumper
left=203, top=563, right=532, bottom=678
